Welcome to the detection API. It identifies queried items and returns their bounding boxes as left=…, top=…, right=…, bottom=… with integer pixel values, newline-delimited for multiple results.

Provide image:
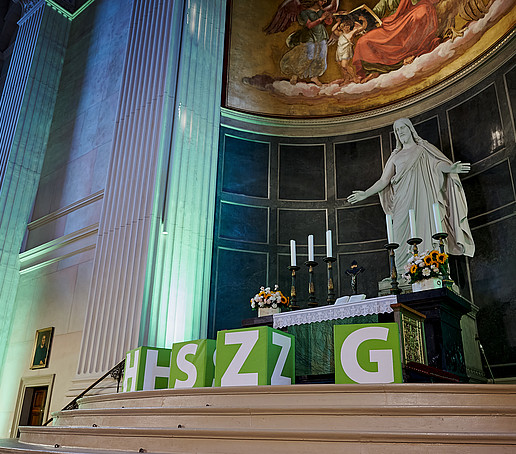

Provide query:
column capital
left=14, top=0, right=44, bottom=15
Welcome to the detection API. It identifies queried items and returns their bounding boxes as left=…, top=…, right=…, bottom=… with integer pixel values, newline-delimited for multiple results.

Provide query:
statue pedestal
left=398, top=288, right=484, bottom=382
left=378, top=277, right=412, bottom=296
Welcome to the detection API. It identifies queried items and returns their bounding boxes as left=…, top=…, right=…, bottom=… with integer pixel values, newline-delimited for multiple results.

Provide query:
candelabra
left=385, top=243, right=402, bottom=295
left=323, top=257, right=336, bottom=304
left=287, top=265, right=300, bottom=310
left=305, top=260, right=318, bottom=307
left=432, top=232, right=448, bottom=254
left=432, top=232, right=452, bottom=287
left=407, top=237, right=422, bottom=256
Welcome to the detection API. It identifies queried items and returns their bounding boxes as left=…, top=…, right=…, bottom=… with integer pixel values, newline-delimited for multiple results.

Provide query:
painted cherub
left=332, top=15, right=366, bottom=84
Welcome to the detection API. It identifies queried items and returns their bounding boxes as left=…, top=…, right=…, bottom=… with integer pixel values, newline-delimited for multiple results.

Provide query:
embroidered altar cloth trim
left=273, top=295, right=397, bottom=329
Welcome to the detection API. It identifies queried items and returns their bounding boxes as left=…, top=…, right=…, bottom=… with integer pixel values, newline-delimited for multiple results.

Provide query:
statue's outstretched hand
left=450, top=161, right=471, bottom=174
left=347, top=190, right=366, bottom=204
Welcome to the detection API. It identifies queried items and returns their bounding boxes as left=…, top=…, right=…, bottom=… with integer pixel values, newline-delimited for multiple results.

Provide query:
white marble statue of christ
left=347, top=118, right=475, bottom=275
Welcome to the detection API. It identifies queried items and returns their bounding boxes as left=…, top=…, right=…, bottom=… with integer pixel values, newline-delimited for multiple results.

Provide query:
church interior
left=0, top=0, right=515, bottom=452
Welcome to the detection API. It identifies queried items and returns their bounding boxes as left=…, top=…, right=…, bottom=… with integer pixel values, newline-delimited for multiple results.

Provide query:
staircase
left=1, top=383, right=515, bottom=453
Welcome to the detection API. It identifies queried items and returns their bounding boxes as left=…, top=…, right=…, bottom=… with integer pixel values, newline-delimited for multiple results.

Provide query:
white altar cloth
left=273, top=295, right=397, bottom=329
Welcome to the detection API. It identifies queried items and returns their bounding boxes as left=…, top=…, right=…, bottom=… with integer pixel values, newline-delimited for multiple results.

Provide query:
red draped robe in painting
left=352, top=0, right=440, bottom=77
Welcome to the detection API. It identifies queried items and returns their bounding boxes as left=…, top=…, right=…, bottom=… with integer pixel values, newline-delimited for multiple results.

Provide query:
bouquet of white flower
left=250, top=285, right=289, bottom=310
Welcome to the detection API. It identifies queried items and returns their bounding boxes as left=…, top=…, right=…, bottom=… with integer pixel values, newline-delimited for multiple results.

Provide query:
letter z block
left=214, top=326, right=295, bottom=387
left=170, top=339, right=216, bottom=388
left=122, top=346, right=172, bottom=392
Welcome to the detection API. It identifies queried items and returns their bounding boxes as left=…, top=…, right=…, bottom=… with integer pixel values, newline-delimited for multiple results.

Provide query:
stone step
left=15, top=426, right=516, bottom=454
left=52, top=404, right=516, bottom=433
left=0, top=439, right=138, bottom=454
left=3, top=384, right=514, bottom=454
left=77, top=383, right=516, bottom=410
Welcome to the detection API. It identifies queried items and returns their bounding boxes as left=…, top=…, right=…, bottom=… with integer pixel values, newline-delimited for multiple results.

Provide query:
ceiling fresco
left=224, top=0, right=516, bottom=117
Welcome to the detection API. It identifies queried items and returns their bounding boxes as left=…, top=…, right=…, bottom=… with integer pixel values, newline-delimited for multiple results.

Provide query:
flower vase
left=412, top=277, right=442, bottom=292
left=258, top=307, right=281, bottom=317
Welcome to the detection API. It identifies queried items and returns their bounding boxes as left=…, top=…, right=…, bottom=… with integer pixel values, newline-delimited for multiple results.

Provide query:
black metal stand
left=288, top=265, right=300, bottom=310
left=323, top=257, right=336, bottom=304
left=385, top=243, right=402, bottom=295
left=305, top=260, right=318, bottom=307
left=432, top=232, right=452, bottom=287
left=407, top=237, right=423, bottom=256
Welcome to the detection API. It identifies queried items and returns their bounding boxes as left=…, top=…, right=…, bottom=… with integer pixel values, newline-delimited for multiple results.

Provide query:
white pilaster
left=0, top=0, right=70, bottom=374
left=77, top=0, right=180, bottom=376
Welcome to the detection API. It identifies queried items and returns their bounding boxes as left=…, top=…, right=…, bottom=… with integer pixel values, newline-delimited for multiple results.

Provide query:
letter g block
left=334, top=323, right=403, bottom=384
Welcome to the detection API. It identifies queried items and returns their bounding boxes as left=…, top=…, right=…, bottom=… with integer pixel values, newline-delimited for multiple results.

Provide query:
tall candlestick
left=326, top=230, right=332, bottom=257
left=308, top=234, right=314, bottom=261
left=385, top=214, right=394, bottom=244
left=290, top=240, right=296, bottom=267
left=432, top=202, right=443, bottom=234
left=409, top=209, right=417, bottom=238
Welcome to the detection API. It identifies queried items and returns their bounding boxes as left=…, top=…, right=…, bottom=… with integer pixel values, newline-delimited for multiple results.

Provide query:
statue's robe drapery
left=352, top=0, right=440, bottom=77
left=379, top=140, right=475, bottom=274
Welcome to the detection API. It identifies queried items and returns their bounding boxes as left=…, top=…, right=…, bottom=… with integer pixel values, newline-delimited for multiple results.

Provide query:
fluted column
left=0, top=0, right=70, bottom=372
left=77, top=0, right=226, bottom=377
left=141, top=0, right=227, bottom=348
left=77, top=0, right=184, bottom=376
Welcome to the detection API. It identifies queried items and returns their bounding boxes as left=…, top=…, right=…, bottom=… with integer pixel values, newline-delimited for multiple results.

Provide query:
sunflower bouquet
left=405, top=250, right=448, bottom=284
left=250, top=285, right=290, bottom=310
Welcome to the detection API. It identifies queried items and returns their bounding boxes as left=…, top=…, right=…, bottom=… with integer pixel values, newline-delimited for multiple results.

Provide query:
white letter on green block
left=174, top=343, right=199, bottom=388
left=221, top=330, right=259, bottom=386
left=143, top=349, right=172, bottom=390
left=271, top=332, right=292, bottom=385
left=123, top=349, right=140, bottom=392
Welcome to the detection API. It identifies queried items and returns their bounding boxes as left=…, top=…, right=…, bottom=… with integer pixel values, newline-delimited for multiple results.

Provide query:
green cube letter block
left=334, top=323, right=403, bottom=384
left=214, top=326, right=295, bottom=387
left=122, top=346, right=172, bottom=392
left=170, top=339, right=216, bottom=388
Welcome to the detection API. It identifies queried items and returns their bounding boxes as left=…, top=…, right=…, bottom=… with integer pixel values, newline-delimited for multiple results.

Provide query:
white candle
left=290, top=240, right=296, bottom=267
left=308, top=234, right=314, bottom=262
left=432, top=202, right=443, bottom=233
left=385, top=214, right=394, bottom=244
left=326, top=230, right=332, bottom=258
left=409, top=209, right=417, bottom=238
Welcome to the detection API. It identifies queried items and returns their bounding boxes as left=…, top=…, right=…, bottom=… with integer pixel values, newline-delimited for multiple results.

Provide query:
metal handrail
left=43, top=358, right=125, bottom=426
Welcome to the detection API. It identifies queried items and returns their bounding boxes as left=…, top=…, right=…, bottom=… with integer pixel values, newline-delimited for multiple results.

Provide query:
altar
left=275, top=296, right=397, bottom=378
left=242, top=289, right=484, bottom=383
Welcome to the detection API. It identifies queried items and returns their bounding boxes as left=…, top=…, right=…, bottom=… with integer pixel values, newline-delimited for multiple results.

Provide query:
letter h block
left=122, top=346, right=172, bottom=392
left=214, top=326, right=295, bottom=387
left=170, top=339, right=216, bottom=388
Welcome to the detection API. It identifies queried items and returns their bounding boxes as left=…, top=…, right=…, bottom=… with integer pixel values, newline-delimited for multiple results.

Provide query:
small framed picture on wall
left=30, top=327, right=54, bottom=370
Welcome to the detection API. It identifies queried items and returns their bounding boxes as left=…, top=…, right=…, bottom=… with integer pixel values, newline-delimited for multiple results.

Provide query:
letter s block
left=214, top=326, right=295, bottom=387
left=122, top=346, right=172, bottom=392
left=170, top=339, right=216, bottom=388
left=334, top=323, right=403, bottom=384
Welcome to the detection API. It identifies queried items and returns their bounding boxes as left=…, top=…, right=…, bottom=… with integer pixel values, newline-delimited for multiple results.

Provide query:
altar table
left=273, top=296, right=397, bottom=377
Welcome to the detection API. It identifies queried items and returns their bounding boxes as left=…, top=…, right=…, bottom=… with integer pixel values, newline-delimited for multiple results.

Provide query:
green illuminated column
left=140, top=0, right=226, bottom=349
left=0, top=0, right=70, bottom=377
